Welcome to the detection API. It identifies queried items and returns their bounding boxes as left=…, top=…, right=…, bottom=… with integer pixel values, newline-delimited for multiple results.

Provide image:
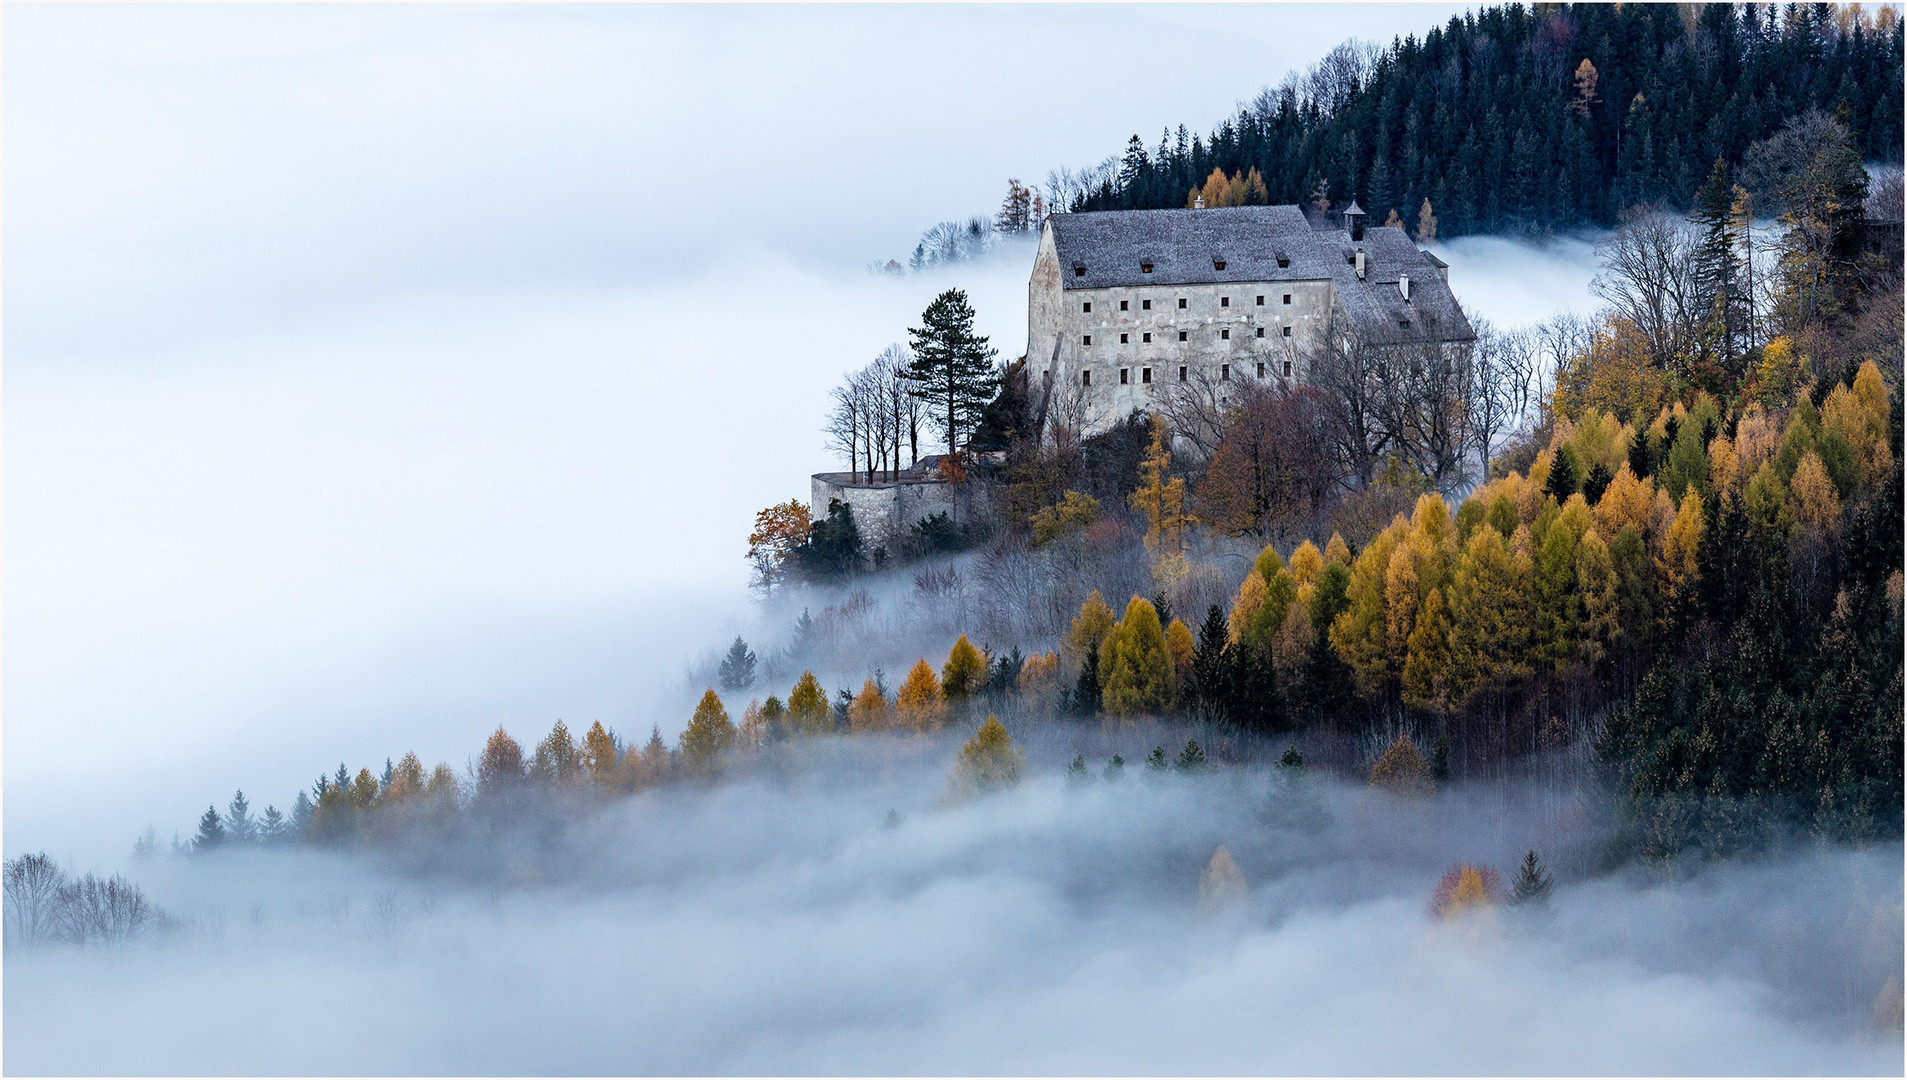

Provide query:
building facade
left=1025, top=203, right=1475, bottom=437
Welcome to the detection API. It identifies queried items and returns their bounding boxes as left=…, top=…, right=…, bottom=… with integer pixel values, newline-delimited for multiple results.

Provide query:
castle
left=815, top=203, right=1475, bottom=542
left=1025, top=202, right=1475, bottom=437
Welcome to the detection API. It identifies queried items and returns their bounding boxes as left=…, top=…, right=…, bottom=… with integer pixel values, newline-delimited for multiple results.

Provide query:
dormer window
left=1140, top=261, right=1154, bottom=274
left=1073, top=264, right=1087, bottom=277
left=1213, top=259, right=1227, bottom=270
left=1277, top=258, right=1290, bottom=269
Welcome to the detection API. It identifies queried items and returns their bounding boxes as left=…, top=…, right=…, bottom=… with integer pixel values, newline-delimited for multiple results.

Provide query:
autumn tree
left=582, top=721, right=619, bottom=785
left=946, top=714, right=1026, bottom=800
left=532, top=720, right=582, bottom=786
left=678, top=690, right=736, bottom=774
left=786, top=671, right=833, bottom=736
left=477, top=727, right=526, bottom=797
left=895, top=659, right=947, bottom=732
left=1368, top=734, right=1433, bottom=798
left=942, top=635, right=988, bottom=705
left=746, top=500, right=813, bottom=592
left=1197, top=846, right=1247, bottom=916
left=1129, top=417, right=1191, bottom=556
left=1101, top=596, right=1173, bottom=716
left=1431, top=864, right=1504, bottom=919
left=849, top=678, right=891, bottom=733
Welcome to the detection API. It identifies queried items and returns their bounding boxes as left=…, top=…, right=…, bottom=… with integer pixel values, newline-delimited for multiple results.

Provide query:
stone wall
left=810, top=471, right=962, bottom=550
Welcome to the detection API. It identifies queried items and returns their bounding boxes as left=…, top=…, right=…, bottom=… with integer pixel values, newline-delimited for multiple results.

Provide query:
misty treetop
left=1065, top=3, right=1902, bottom=237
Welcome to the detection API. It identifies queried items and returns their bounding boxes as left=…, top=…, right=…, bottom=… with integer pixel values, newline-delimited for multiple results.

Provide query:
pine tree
left=1103, top=753, right=1126, bottom=780
left=225, top=790, right=256, bottom=844
left=718, top=636, right=758, bottom=692
left=1175, top=739, right=1207, bottom=770
left=193, top=806, right=226, bottom=851
left=679, top=689, right=736, bottom=774
left=1510, top=849, right=1554, bottom=904
left=904, top=289, right=999, bottom=454
left=1066, top=753, right=1090, bottom=785
left=1072, top=640, right=1102, bottom=717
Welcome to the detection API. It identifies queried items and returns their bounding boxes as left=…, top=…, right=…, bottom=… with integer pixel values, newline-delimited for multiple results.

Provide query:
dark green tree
left=718, top=636, right=757, bottom=692
left=1511, top=849, right=1554, bottom=904
left=193, top=806, right=225, bottom=852
left=905, top=289, right=999, bottom=454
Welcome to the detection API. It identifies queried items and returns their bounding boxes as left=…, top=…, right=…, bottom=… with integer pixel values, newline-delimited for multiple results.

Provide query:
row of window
left=1073, top=257, right=1291, bottom=277
left=1079, top=359, right=1294, bottom=386
left=1083, top=325, right=1292, bottom=346
left=1081, top=293, right=1293, bottom=314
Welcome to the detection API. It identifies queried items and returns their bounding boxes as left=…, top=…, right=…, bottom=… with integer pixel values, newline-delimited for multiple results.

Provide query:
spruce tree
left=226, top=790, right=256, bottom=844
left=904, top=289, right=998, bottom=455
left=1510, top=849, right=1554, bottom=904
left=193, top=806, right=226, bottom=851
left=718, top=636, right=758, bottom=692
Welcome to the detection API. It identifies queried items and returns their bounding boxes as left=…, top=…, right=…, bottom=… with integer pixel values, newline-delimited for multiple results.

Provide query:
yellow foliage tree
left=737, top=699, right=768, bottom=749
left=1575, top=528, right=1622, bottom=668
left=678, top=689, right=736, bottom=774
left=1065, top=590, right=1117, bottom=674
left=1030, top=490, right=1101, bottom=546
left=1658, top=490, right=1705, bottom=599
left=1790, top=450, right=1844, bottom=536
left=1197, top=846, right=1248, bottom=916
left=849, top=678, right=891, bottom=733
left=582, top=721, right=619, bottom=784
left=1101, top=596, right=1173, bottom=716
left=1401, top=587, right=1454, bottom=713
left=1130, top=417, right=1191, bottom=557
left=1227, top=571, right=1269, bottom=644
left=946, top=714, right=1026, bottom=800
left=1368, top=735, right=1434, bottom=798
left=895, top=659, right=947, bottom=732
left=1323, top=532, right=1352, bottom=567
left=1431, top=864, right=1502, bottom=919
left=1287, top=539, right=1325, bottom=585
left=1016, top=651, right=1060, bottom=701
left=746, top=499, right=813, bottom=591
left=1447, top=524, right=1534, bottom=702
left=786, top=671, right=832, bottom=735
left=942, top=635, right=988, bottom=701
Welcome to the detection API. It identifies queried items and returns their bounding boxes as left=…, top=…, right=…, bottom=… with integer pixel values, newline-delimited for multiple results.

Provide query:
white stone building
left=1024, top=203, right=1475, bottom=437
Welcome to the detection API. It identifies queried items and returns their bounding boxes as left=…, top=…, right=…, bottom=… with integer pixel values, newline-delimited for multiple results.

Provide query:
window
left=1120, top=299, right=1129, bottom=311
left=1142, top=367, right=1152, bottom=384
left=1082, top=370, right=1091, bottom=386
left=1282, top=294, right=1292, bottom=305
left=1400, top=318, right=1412, bottom=328
left=1256, top=295, right=1265, bottom=306
left=1120, top=368, right=1129, bottom=385
left=1283, top=360, right=1293, bottom=377
left=1221, top=296, right=1231, bottom=307
left=1177, top=297, right=1187, bottom=309
left=1282, top=326, right=1291, bottom=338
left=1256, top=362, right=1265, bottom=378
left=1213, top=259, right=1226, bottom=270
left=1142, top=332, right=1151, bottom=343
left=1178, top=330, right=1187, bottom=342
left=1083, top=334, right=1092, bottom=345
left=1142, top=299, right=1152, bottom=310
left=1083, top=301, right=1092, bottom=313
left=1074, top=265, right=1087, bottom=276
left=1276, top=258, right=1290, bottom=268
left=1140, top=262, right=1154, bottom=274
left=1178, top=365, right=1187, bottom=382
left=1255, top=327, right=1264, bottom=338
left=1221, top=328, right=1230, bottom=340
left=1120, top=333, right=1129, bottom=344
left=1221, top=363, right=1231, bottom=380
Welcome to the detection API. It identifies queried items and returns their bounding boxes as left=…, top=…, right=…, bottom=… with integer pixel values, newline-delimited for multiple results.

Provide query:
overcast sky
left=2, top=3, right=1615, bottom=866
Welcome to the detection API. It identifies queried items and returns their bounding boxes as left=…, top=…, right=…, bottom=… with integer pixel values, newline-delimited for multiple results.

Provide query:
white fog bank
left=6, top=750, right=1900, bottom=1075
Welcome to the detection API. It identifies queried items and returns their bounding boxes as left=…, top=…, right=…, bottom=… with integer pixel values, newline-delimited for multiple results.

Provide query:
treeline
left=1068, top=3, right=1902, bottom=237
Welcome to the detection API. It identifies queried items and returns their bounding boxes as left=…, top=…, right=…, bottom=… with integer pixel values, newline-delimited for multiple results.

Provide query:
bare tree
left=4, top=852, right=67, bottom=945
left=1155, top=367, right=1234, bottom=464
left=1381, top=332, right=1474, bottom=492
left=1463, top=317, right=1527, bottom=481
left=58, top=873, right=154, bottom=945
left=826, top=375, right=867, bottom=477
left=1309, top=311, right=1395, bottom=489
left=1592, top=206, right=1701, bottom=373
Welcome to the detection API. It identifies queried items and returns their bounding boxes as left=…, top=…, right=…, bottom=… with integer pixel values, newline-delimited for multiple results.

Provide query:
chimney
left=1399, top=274, right=1411, bottom=302
left=1193, top=193, right=1205, bottom=209
left=1354, top=249, right=1366, bottom=280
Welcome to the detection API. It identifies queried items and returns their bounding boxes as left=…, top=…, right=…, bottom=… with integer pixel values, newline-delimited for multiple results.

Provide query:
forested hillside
left=1064, top=3, right=1903, bottom=237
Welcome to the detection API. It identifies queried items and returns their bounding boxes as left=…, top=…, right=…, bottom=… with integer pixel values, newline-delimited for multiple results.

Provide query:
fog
left=3, top=3, right=1609, bottom=871
left=18, top=8, right=1883, bottom=1073
left=7, top=741, right=1901, bottom=1074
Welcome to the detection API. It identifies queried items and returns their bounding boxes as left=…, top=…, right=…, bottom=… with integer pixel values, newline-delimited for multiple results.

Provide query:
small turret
left=1343, top=200, right=1366, bottom=242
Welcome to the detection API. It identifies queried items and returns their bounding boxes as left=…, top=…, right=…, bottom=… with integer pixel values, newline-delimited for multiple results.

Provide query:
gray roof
left=1048, top=205, right=1474, bottom=346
